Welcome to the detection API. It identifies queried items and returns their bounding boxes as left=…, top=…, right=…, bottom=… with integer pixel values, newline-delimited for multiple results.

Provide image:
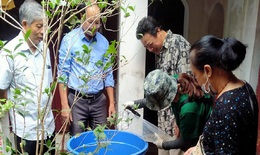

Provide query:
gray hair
left=19, top=0, right=44, bottom=25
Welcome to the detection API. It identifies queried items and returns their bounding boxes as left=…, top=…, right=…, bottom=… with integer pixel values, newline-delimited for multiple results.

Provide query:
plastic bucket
left=67, top=130, right=148, bottom=155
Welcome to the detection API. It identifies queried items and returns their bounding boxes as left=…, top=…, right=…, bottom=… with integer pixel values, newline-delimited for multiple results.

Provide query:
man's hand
left=61, top=107, right=72, bottom=125
left=108, top=101, right=116, bottom=117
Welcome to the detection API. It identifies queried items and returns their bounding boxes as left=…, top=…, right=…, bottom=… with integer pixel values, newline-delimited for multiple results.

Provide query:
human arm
left=153, top=132, right=198, bottom=151
left=58, top=83, right=72, bottom=123
left=184, top=147, right=196, bottom=155
left=106, top=86, right=115, bottom=117
left=162, top=136, right=198, bottom=151
left=58, top=36, right=72, bottom=123
left=161, top=99, right=204, bottom=151
left=123, top=98, right=147, bottom=109
left=0, top=53, right=13, bottom=103
left=0, top=90, right=7, bottom=104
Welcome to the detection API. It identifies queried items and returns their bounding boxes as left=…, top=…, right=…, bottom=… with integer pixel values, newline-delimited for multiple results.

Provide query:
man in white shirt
left=0, top=0, right=55, bottom=154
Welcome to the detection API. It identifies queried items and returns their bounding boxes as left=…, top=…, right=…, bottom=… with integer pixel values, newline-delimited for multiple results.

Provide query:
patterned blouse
left=202, top=83, right=258, bottom=155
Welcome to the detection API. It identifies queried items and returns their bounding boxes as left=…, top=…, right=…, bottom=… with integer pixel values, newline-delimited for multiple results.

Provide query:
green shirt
left=171, top=94, right=212, bottom=140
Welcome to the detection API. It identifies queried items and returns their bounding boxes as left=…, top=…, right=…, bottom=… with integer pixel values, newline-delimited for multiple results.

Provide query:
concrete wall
left=183, top=0, right=259, bottom=91
left=224, top=0, right=260, bottom=91
left=116, top=0, right=148, bottom=130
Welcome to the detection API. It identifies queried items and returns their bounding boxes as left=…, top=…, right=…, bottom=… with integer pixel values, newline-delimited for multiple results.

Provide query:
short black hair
left=136, top=16, right=161, bottom=40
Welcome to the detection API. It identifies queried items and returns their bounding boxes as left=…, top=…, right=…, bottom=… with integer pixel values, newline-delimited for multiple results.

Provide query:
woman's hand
left=184, top=146, right=195, bottom=155
left=173, top=122, right=180, bottom=138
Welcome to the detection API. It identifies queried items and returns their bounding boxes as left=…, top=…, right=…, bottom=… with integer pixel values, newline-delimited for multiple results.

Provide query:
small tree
left=0, top=0, right=140, bottom=154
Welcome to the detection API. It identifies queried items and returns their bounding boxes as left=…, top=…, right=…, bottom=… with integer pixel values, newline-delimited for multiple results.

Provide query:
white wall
left=225, top=0, right=260, bottom=90
left=116, top=0, right=148, bottom=130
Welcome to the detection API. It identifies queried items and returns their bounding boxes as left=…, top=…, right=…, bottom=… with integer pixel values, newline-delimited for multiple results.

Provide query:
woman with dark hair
left=124, top=69, right=213, bottom=153
left=185, top=35, right=258, bottom=155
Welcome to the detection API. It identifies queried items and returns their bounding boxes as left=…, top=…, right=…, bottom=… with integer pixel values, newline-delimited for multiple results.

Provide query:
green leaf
left=53, top=10, right=61, bottom=17
left=50, top=81, right=57, bottom=92
left=78, top=121, right=85, bottom=130
left=106, top=40, right=117, bottom=56
left=101, top=16, right=107, bottom=24
left=76, top=57, right=83, bottom=63
left=45, top=10, right=52, bottom=18
left=67, top=15, right=80, bottom=27
left=0, top=98, right=6, bottom=103
left=5, top=137, right=13, bottom=153
left=95, top=60, right=103, bottom=67
left=49, top=2, right=55, bottom=9
left=120, top=6, right=126, bottom=13
left=46, top=139, right=52, bottom=147
left=14, top=42, right=23, bottom=52
left=0, top=40, right=6, bottom=49
left=17, top=52, right=27, bottom=58
left=44, top=88, right=50, bottom=95
left=128, top=6, right=135, bottom=11
left=14, top=88, right=22, bottom=95
left=124, top=12, right=130, bottom=18
left=24, top=30, right=31, bottom=41
left=98, top=0, right=108, bottom=9
left=82, top=44, right=91, bottom=54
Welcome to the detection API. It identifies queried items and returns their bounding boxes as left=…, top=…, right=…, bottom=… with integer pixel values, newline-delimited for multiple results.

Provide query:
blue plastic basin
left=67, top=130, right=148, bottom=155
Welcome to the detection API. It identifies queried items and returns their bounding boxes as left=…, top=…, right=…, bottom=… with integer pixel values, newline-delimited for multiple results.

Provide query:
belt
left=68, top=88, right=103, bottom=100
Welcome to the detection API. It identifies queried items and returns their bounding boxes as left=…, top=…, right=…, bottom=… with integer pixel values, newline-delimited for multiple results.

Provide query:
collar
left=162, top=30, right=173, bottom=49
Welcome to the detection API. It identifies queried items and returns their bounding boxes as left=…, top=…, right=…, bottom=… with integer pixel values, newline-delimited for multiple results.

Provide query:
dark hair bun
left=220, top=37, right=247, bottom=71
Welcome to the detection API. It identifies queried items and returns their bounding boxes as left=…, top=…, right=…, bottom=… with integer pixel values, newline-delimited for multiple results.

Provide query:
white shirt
left=0, top=32, right=55, bottom=140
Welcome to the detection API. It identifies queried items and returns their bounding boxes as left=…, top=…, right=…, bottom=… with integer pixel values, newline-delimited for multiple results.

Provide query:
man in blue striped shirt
left=58, top=4, right=115, bottom=136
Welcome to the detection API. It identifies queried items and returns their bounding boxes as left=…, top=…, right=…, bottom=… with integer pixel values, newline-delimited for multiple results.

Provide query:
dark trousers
left=15, top=133, right=55, bottom=155
left=68, top=92, right=107, bottom=136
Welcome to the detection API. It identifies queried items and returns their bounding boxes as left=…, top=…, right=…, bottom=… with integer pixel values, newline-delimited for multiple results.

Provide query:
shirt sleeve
left=103, top=41, right=115, bottom=88
left=179, top=104, right=202, bottom=139
left=0, top=53, right=13, bottom=90
left=163, top=136, right=198, bottom=151
left=133, top=98, right=147, bottom=109
left=57, top=36, right=71, bottom=84
left=176, top=35, right=191, bottom=75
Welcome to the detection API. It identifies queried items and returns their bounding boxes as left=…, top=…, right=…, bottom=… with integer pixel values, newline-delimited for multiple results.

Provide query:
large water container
left=67, top=130, right=148, bottom=155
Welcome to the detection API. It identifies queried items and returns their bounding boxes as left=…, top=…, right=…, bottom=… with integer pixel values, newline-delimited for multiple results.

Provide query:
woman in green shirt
left=124, top=69, right=213, bottom=152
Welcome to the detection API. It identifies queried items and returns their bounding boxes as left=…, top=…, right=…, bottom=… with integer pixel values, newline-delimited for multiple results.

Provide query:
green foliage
left=120, top=5, right=135, bottom=18
left=0, top=0, right=135, bottom=154
left=107, top=113, right=122, bottom=127
left=98, top=0, right=108, bottom=9
left=0, top=40, right=6, bottom=49
left=24, top=30, right=31, bottom=41
left=5, top=137, right=16, bottom=154
left=0, top=100, right=14, bottom=118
